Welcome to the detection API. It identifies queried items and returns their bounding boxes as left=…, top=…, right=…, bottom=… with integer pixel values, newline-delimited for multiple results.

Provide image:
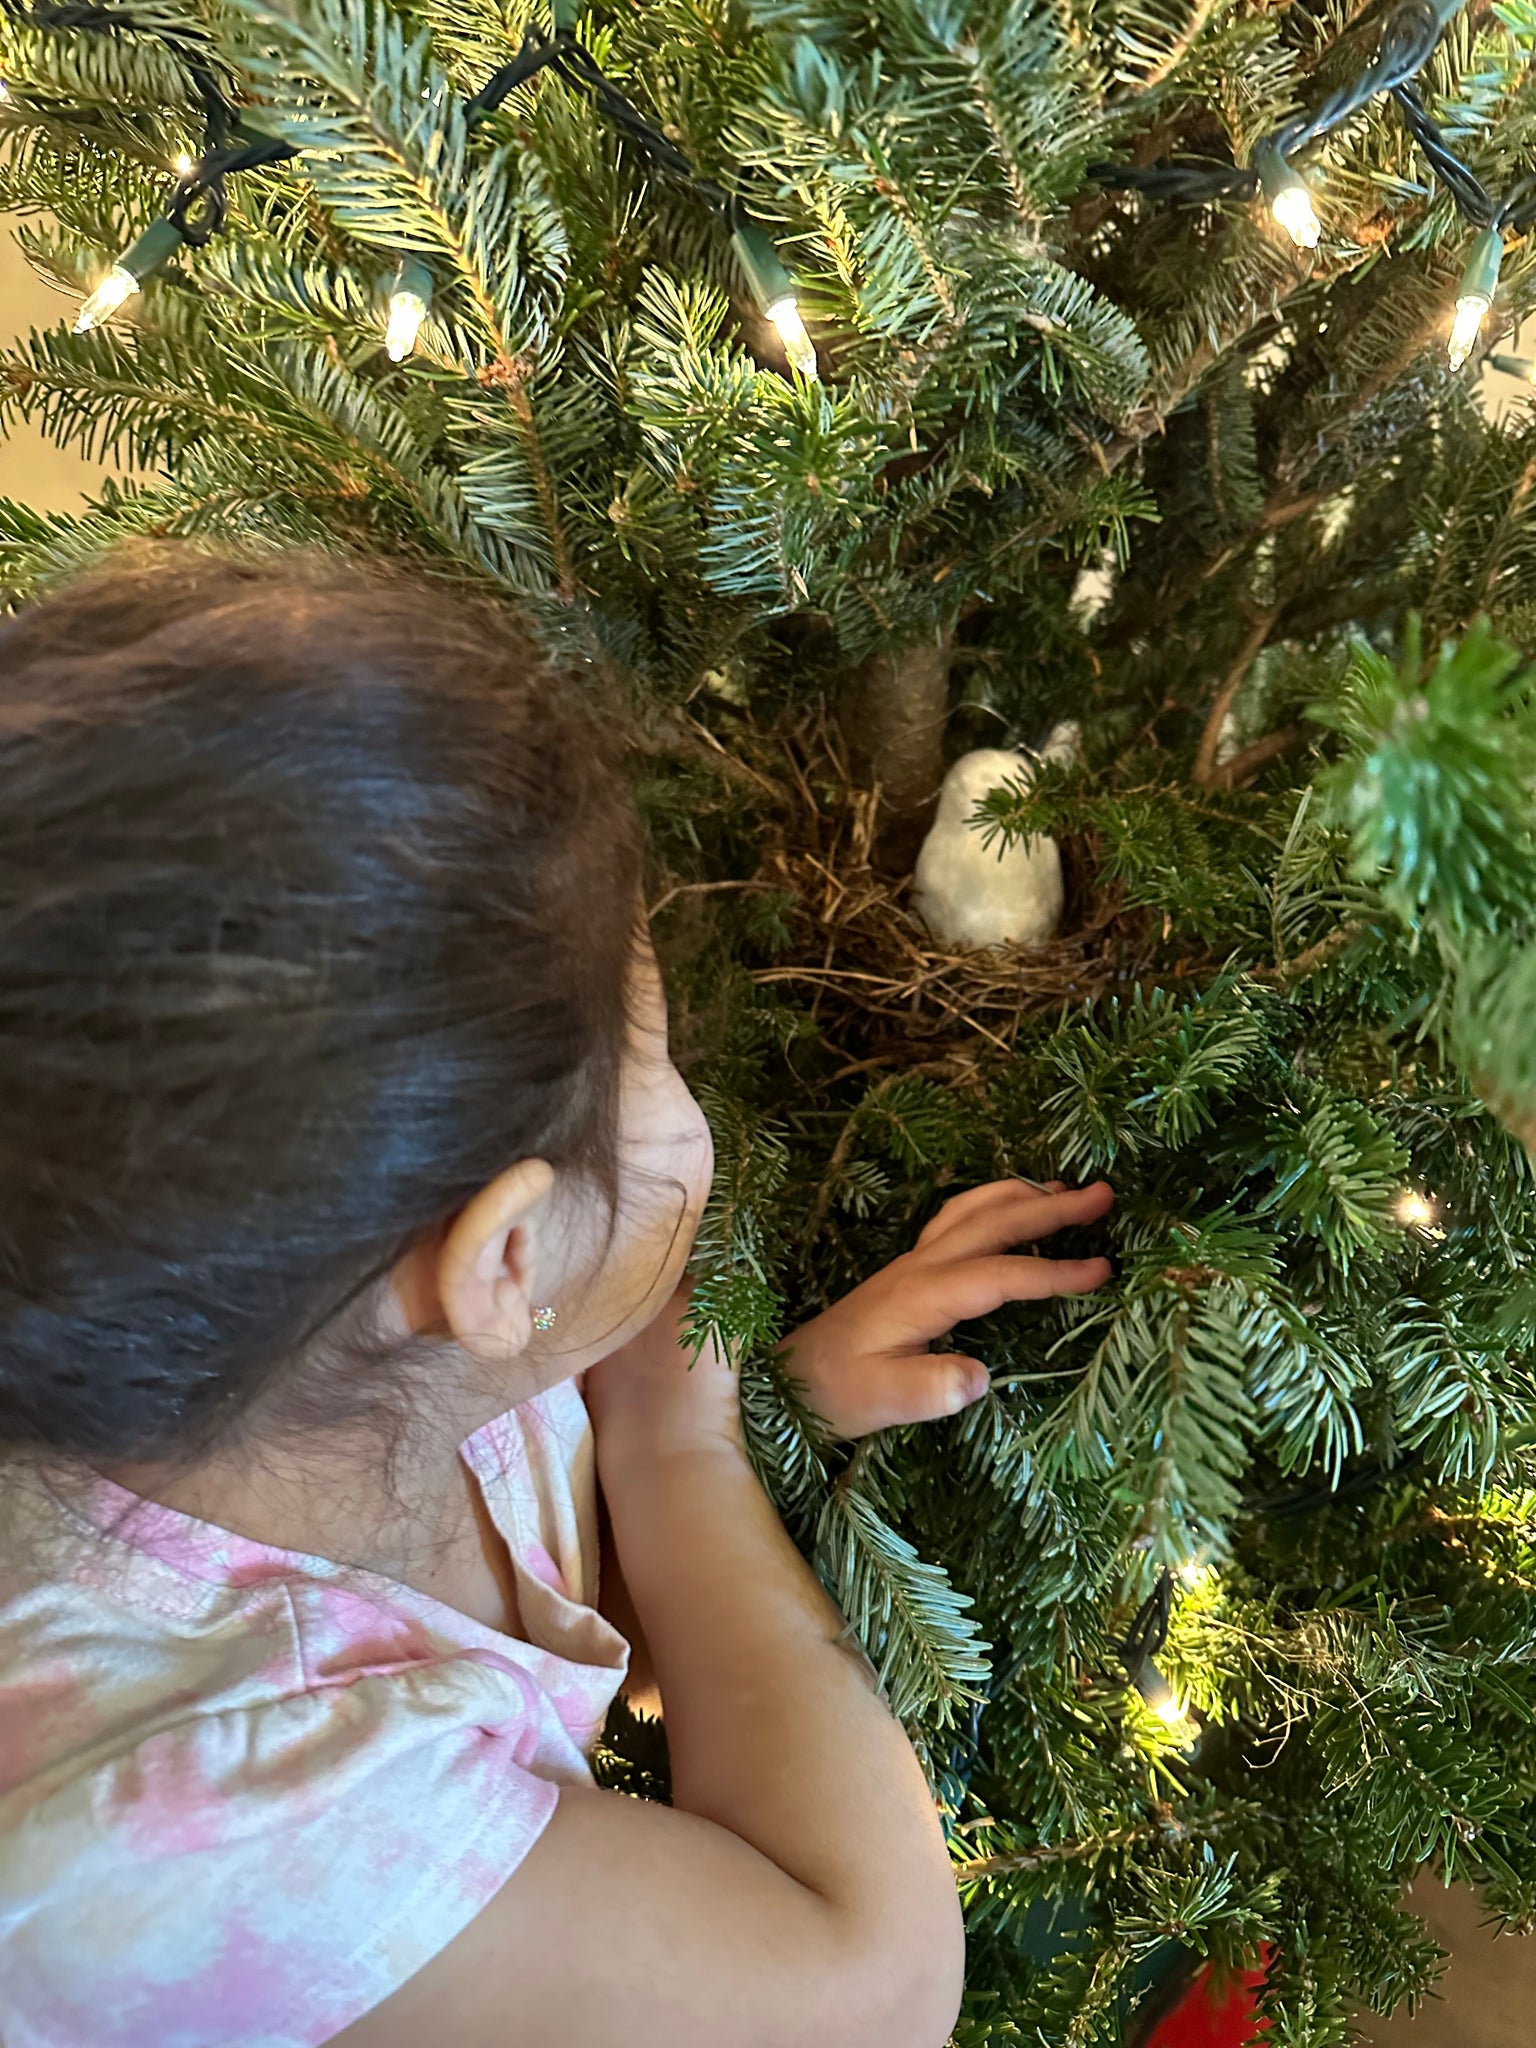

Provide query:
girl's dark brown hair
left=0, top=542, right=642, bottom=1462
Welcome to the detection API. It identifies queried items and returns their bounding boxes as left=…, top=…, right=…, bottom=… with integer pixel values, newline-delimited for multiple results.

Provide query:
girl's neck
left=97, top=1308, right=574, bottom=1632
left=103, top=1400, right=495, bottom=1599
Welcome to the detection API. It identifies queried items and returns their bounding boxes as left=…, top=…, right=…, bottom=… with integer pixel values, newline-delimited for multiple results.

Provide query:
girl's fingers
left=913, top=1179, right=1046, bottom=1248
left=915, top=1177, right=1080, bottom=1251
left=916, top=1252, right=1115, bottom=1330
left=925, top=1181, right=1111, bottom=1263
left=828, top=1352, right=991, bottom=1436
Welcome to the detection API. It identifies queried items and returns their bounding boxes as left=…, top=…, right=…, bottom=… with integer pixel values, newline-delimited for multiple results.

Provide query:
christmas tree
left=8, top=0, right=1536, bottom=2036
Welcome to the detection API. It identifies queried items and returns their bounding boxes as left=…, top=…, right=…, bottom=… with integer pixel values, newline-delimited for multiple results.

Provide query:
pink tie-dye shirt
left=0, top=1373, right=632, bottom=2048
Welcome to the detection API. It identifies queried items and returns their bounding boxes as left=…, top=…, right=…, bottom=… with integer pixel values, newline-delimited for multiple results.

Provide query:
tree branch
left=1255, top=921, right=1366, bottom=983
left=839, top=628, right=955, bottom=865
left=956, top=1822, right=1159, bottom=1880
left=1209, top=724, right=1306, bottom=788
left=1193, top=609, right=1277, bottom=787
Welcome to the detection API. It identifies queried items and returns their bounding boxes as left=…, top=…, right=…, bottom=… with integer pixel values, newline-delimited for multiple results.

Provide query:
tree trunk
left=840, top=628, right=954, bottom=872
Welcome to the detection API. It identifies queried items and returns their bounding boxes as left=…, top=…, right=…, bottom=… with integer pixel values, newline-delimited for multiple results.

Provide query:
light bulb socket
left=1253, top=137, right=1304, bottom=208
left=387, top=256, right=435, bottom=307
left=1489, top=353, right=1536, bottom=381
left=119, top=216, right=184, bottom=285
left=730, top=221, right=796, bottom=317
left=1132, top=1661, right=1176, bottom=1715
left=1459, top=226, right=1504, bottom=308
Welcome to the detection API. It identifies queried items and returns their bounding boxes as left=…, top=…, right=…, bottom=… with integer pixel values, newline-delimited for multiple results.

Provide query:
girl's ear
left=434, top=1158, right=557, bottom=1366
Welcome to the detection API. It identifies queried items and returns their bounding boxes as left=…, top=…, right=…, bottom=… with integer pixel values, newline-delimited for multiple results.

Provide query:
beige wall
left=1360, top=1876, right=1536, bottom=2047
left=1483, top=339, right=1536, bottom=425
left=1, top=219, right=126, bottom=512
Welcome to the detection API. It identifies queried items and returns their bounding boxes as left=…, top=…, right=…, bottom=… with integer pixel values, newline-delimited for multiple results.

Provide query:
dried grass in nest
left=735, top=714, right=1184, bottom=1076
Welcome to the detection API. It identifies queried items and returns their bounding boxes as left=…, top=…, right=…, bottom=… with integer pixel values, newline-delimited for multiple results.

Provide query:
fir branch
left=815, top=1474, right=992, bottom=1729
left=957, top=1822, right=1150, bottom=1880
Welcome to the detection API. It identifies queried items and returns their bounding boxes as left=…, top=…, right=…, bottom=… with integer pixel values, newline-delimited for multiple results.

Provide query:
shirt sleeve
left=3, top=1647, right=577, bottom=2048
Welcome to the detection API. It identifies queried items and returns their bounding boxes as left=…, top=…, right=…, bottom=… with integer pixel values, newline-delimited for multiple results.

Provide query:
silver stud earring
left=531, top=1305, right=558, bottom=1333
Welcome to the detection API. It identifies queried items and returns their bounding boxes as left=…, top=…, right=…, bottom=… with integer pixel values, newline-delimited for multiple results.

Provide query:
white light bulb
left=73, top=266, right=141, bottom=333
left=1135, top=1661, right=1192, bottom=1729
left=766, top=293, right=818, bottom=380
left=173, top=152, right=194, bottom=177
left=1270, top=182, right=1320, bottom=251
left=384, top=287, right=428, bottom=362
left=1448, top=293, right=1490, bottom=372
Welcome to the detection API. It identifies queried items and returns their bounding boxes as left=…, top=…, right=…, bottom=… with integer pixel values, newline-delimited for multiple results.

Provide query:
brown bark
left=1209, top=725, right=1304, bottom=788
left=839, top=629, right=954, bottom=869
left=1192, top=609, right=1277, bottom=788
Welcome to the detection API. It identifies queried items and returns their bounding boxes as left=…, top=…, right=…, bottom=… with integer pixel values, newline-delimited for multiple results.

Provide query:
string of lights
left=1119, top=1565, right=1191, bottom=1727
left=466, top=16, right=818, bottom=374
left=0, top=0, right=303, bottom=328
left=0, top=0, right=819, bottom=377
left=1088, top=0, right=1532, bottom=369
left=935, top=1566, right=1199, bottom=1821
left=7, top=0, right=1534, bottom=379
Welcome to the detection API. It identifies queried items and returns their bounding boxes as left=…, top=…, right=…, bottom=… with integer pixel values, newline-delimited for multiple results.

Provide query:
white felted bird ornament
left=911, top=725, right=1080, bottom=949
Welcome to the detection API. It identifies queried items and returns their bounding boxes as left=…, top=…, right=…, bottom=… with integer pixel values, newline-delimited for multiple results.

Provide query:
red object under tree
left=1142, top=1953, right=1271, bottom=2048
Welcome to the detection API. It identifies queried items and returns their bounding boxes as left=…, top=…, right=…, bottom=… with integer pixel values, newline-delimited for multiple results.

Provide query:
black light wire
left=0, top=0, right=300, bottom=245
left=1085, top=0, right=1527, bottom=243
left=1390, top=81, right=1499, bottom=226
left=1120, top=1565, right=1175, bottom=1681
left=1087, top=0, right=1451, bottom=200
left=2, top=0, right=777, bottom=299
left=938, top=1567, right=1180, bottom=1816
left=466, top=18, right=756, bottom=238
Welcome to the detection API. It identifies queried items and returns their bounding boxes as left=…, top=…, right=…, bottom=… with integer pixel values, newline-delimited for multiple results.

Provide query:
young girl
left=0, top=546, right=1115, bottom=2048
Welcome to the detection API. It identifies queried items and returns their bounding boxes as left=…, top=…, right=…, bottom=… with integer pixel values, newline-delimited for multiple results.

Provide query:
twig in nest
left=679, top=712, right=783, bottom=798
left=648, top=878, right=780, bottom=919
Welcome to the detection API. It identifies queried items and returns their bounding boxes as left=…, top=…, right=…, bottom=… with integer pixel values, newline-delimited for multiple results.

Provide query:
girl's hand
left=581, top=1284, right=746, bottom=1471
left=777, top=1179, right=1114, bottom=1442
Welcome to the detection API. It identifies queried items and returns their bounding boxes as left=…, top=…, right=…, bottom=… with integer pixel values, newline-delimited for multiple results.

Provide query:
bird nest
left=714, top=713, right=1172, bottom=1078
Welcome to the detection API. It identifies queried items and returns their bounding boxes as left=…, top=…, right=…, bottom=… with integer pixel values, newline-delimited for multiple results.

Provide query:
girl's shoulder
left=0, top=1379, right=628, bottom=2048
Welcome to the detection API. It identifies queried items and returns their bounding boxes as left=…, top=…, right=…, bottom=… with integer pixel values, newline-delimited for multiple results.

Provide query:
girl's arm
left=339, top=1398, right=963, bottom=2048
left=594, top=1474, right=661, bottom=1718
left=341, top=1194, right=1109, bottom=2048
